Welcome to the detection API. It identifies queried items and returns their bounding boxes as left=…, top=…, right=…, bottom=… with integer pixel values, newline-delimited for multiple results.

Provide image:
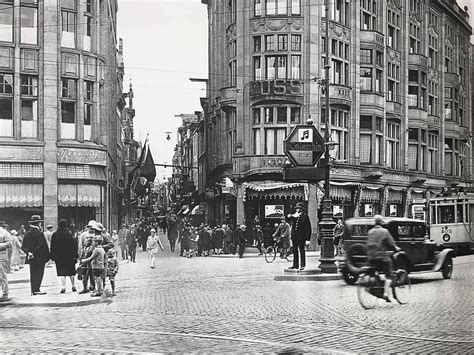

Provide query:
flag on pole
left=140, top=140, right=156, bottom=182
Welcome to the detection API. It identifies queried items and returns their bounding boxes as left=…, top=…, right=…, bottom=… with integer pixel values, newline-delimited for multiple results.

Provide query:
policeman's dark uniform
left=287, top=203, right=312, bottom=269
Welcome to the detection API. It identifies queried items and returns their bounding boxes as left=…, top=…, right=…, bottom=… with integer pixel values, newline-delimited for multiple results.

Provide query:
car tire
left=441, top=256, right=453, bottom=279
left=345, top=243, right=368, bottom=275
left=342, top=270, right=359, bottom=285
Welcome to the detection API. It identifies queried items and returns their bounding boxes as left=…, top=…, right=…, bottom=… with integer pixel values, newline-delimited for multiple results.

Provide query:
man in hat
left=0, top=221, right=12, bottom=299
left=234, top=224, right=247, bottom=258
left=21, top=215, right=50, bottom=295
left=44, top=224, right=54, bottom=267
left=287, top=202, right=312, bottom=271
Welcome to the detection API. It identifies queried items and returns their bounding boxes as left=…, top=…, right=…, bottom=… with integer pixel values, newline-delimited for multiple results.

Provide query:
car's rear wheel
left=342, top=270, right=359, bottom=285
left=441, top=256, right=453, bottom=279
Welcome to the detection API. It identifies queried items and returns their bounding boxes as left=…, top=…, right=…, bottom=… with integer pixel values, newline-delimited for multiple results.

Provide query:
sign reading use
left=284, top=125, right=325, bottom=166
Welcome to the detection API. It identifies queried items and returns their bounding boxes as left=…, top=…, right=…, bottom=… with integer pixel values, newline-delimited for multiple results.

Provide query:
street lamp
left=318, top=0, right=337, bottom=273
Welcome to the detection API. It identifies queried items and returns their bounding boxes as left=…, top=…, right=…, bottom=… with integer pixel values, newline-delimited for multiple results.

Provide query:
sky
left=117, top=0, right=208, bottom=182
left=117, top=0, right=474, bottom=182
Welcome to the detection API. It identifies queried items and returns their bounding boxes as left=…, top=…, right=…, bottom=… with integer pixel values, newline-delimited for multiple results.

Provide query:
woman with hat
left=286, top=202, right=312, bottom=271
left=9, top=230, right=22, bottom=272
left=146, top=229, right=163, bottom=268
left=50, top=219, right=78, bottom=293
left=21, top=215, right=50, bottom=295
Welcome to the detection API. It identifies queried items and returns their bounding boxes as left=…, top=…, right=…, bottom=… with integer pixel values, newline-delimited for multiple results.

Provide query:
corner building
left=202, top=0, right=472, bottom=231
left=0, top=0, right=123, bottom=230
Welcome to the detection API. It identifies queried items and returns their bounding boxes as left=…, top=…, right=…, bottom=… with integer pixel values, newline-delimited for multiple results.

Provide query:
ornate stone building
left=200, top=0, right=472, bottom=233
left=0, top=0, right=125, bottom=231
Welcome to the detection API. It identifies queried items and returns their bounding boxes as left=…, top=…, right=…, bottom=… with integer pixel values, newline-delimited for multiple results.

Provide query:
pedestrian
left=105, top=249, right=119, bottom=295
left=333, top=218, right=345, bottom=256
left=273, top=218, right=291, bottom=258
left=127, top=224, right=138, bottom=262
left=21, top=215, right=50, bottom=295
left=9, top=230, right=21, bottom=272
left=286, top=202, right=312, bottom=271
left=235, top=224, right=247, bottom=258
left=146, top=229, right=164, bottom=268
left=118, top=223, right=129, bottom=260
left=80, top=235, right=105, bottom=297
left=201, top=226, right=212, bottom=257
left=223, top=224, right=233, bottom=254
left=4, top=223, right=11, bottom=274
left=0, top=221, right=12, bottom=299
left=78, top=223, right=96, bottom=294
left=253, top=225, right=264, bottom=255
left=167, top=218, right=178, bottom=252
left=212, top=225, right=224, bottom=255
left=50, top=219, right=78, bottom=293
left=262, top=222, right=273, bottom=249
left=111, top=229, right=119, bottom=256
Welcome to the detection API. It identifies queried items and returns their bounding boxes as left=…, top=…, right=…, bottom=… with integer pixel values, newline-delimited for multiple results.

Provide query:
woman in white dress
left=146, top=229, right=164, bottom=268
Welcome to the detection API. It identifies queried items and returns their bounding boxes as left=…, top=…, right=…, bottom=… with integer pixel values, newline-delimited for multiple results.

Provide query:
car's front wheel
left=441, top=256, right=453, bottom=279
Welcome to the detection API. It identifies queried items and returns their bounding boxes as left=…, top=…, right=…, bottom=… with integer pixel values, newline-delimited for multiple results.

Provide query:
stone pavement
left=1, top=232, right=473, bottom=353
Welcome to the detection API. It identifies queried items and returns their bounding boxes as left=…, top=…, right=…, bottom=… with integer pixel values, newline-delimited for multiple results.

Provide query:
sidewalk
left=1, top=260, right=128, bottom=307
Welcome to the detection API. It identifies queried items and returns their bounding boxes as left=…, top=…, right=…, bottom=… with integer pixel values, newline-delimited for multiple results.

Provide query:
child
left=106, top=249, right=119, bottom=295
left=80, top=236, right=105, bottom=297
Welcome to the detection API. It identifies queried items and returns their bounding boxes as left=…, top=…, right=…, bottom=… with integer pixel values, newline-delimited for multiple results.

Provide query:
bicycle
left=357, top=264, right=411, bottom=309
left=264, top=238, right=293, bottom=263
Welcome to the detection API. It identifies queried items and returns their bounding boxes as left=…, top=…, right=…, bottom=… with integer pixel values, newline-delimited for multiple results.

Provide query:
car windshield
left=351, top=225, right=372, bottom=236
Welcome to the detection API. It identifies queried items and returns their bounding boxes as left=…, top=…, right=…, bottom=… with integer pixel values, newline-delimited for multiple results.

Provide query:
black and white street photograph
left=0, top=0, right=473, bottom=353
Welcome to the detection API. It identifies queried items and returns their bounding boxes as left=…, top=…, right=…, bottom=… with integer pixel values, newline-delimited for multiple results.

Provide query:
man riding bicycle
left=272, top=217, right=291, bottom=258
left=366, top=215, right=401, bottom=302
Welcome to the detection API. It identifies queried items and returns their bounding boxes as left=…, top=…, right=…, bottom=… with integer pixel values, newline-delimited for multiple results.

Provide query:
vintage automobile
left=338, top=217, right=455, bottom=285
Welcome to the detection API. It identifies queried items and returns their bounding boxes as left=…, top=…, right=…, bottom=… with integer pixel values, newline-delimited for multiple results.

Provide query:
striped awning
left=243, top=182, right=308, bottom=202
left=360, top=185, right=381, bottom=202
left=58, top=164, right=106, bottom=180
left=58, top=184, right=102, bottom=207
left=0, top=183, right=43, bottom=208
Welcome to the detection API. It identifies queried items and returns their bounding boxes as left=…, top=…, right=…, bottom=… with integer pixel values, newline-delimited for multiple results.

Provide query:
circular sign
left=442, top=234, right=451, bottom=242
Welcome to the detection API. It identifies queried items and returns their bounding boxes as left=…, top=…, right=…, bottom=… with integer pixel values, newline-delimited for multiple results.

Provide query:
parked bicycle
left=264, top=238, right=293, bottom=263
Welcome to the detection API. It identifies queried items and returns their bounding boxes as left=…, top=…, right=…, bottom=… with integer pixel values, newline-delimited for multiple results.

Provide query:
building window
left=253, top=128, right=261, bottom=155
left=330, top=109, right=349, bottom=161
left=386, top=121, right=399, bottom=169
left=20, top=75, right=37, bottom=96
left=86, top=0, right=93, bottom=13
left=325, top=38, right=349, bottom=86
left=226, top=0, right=236, bottom=25
left=361, top=0, right=377, bottom=31
left=61, top=78, right=76, bottom=139
left=428, top=133, right=438, bottom=174
left=409, top=22, right=421, bottom=54
left=387, top=8, right=400, bottom=50
left=0, top=2, right=13, bottom=42
left=428, top=34, right=438, bottom=68
left=444, top=44, right=453, bottom=73
left=0, top=73, right=13, bottom=94
left=61, top=11, right=76, bottom=48
left=253, top=108, right=261, bottom=124
left=428, top=80, right=438, bottom=116
left=254, top=0, right=262, bottom=17
left=291, top=55, right=300, bottom=79
left=228, top=60, right=236, bottom=87
left=265, top=35, right=274, bottom=51
left=0, top=73, right=13, bottom=137
left=331, top=0, right=349, bottom=26
left=360, top=68, right=372, bottom=91
left=408, top=69, right=426, bottom=109
left=360, top=49, right=372, bottom=64
left=83, top=15, right=92, bottom=51
left=253, top=36, right=261, bottom=52
left=444, top=87, right=458, bottom=122
left=277, top=34, right=287, bottom=51
left=265, top=55, right=286, bottom=79
left=291, top=0, right=300, bottom=15
left=387, top=62, right=400, bottom=102
left=21, top=100, right=37, bottom=138
left=290, top=107, right=300, bottom=123
left=360, top=115, right=383, bottom=165
left=291, top=35, right=301, bottom=51
left=408, top=128, right=426, bottom=171
left=265, top=128, right=286, bottom=155
left=444, top=138, right=461, bottom=177
left=20, top=6, right=37, bottom=44
left=253, top=56, right=262, bottom=80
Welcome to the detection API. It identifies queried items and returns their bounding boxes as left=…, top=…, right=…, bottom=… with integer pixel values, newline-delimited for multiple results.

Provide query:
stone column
left=42, top=0, right=59, bottom=227
left=307, top=183, right=319, bottom=251
left=236, top=182, right=245, bottom=225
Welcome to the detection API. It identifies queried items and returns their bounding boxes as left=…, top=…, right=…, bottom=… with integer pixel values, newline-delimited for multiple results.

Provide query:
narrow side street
left=1, top=232, right=473, bottom=353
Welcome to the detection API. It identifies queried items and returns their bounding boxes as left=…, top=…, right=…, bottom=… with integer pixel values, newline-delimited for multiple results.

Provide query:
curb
left=0, top=295, right=111, bottom=307
left=274, top=274, right=341, bottom=281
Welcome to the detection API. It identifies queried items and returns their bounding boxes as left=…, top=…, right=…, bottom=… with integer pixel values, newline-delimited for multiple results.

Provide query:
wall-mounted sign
left=0, top=146, right=43, bottom=161
left=58, top=148, right=107, bottom=166
left=249, top=79, right=303, bottom=97
left=364, top=204, right=373, bottom=217
left=265, top=205, right=284, bottom=219
left=389, top=204, right=398, bottom=216
left=333, top=205, right=343, bottom=217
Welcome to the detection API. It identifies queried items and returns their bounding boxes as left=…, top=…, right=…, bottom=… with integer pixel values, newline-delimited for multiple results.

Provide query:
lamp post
left=318, top=0, right=337, bottom=273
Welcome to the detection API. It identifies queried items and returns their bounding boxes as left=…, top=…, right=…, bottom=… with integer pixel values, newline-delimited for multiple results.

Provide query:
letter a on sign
left=298, top=128, right=312, bottom=142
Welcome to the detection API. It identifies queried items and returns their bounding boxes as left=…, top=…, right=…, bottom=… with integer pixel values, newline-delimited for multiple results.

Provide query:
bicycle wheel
left=392, top=270, right=411, bottom=304
left=285, top=247, right=293, bottom=262
left=264, top=245, right=277, bottom=263
left=357, top=274, right=379, bottom=309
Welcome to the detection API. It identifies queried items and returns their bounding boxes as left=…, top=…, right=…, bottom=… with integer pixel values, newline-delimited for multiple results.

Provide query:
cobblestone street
left=2, top=234, right=473, bottom=353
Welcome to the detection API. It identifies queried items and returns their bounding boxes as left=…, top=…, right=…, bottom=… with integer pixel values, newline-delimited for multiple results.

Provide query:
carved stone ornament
left=387, top=0, right=400, bottom=12
left=250, top=18, right=303, bottom=34
left=226, top=24, right=237, bottom=41
left=387, top=49, right=401, bottom=64
left=383, top=173, right=410, bottom=183
left=428, top=26, right=438, bottom=36
left=428, top=68, right=439, bottom=82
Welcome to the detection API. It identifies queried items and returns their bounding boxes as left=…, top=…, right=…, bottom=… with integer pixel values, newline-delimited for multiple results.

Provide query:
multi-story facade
left=201, top=0, right=472, bottom=234
left=0, top=0, right=124, bottom=231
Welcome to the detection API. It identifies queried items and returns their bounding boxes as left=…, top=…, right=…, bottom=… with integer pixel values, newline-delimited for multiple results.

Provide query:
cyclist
left=272, top=217, right=290, bottom=259
left=366, top=215, right=401, bottom=302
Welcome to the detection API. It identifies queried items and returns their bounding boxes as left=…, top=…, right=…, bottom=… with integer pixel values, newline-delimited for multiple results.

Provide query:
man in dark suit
left=287, top=202, right=312, bottom=271
left=21, top=215, right=50, bottom=295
